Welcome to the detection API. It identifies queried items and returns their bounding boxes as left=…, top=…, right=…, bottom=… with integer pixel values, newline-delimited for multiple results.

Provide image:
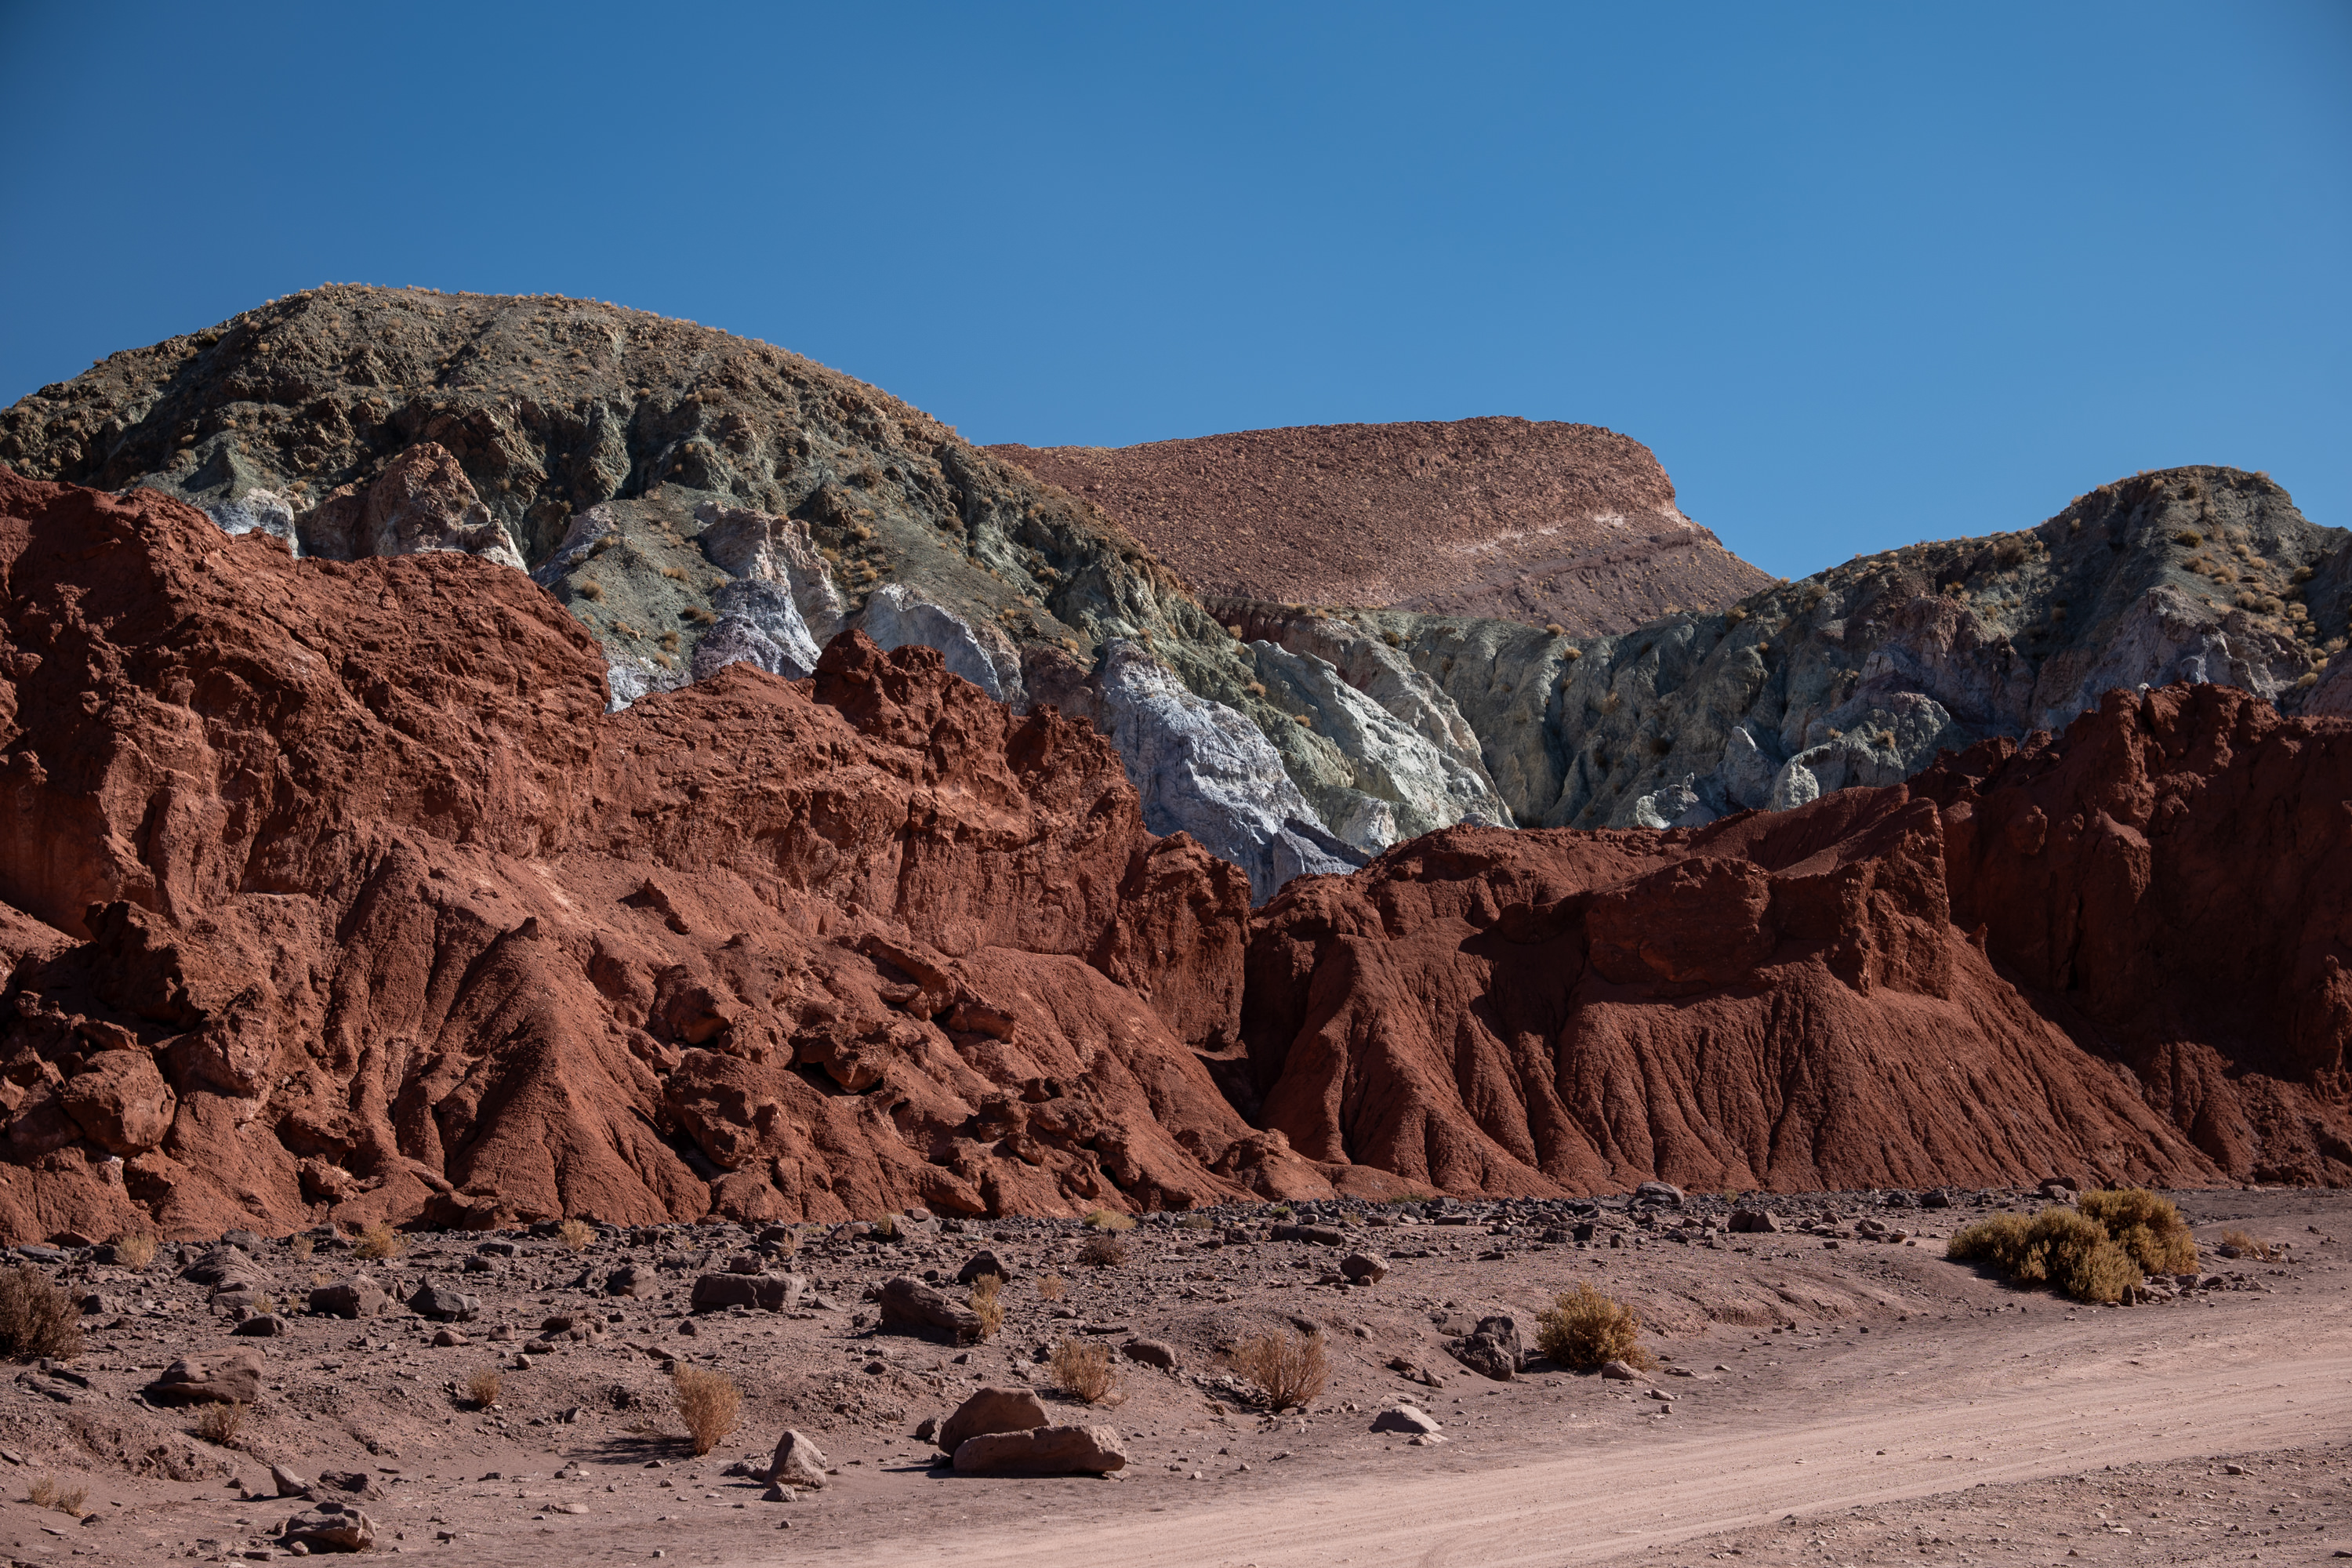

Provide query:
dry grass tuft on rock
left=192, top=1401, right=245, bottom=1447
left=111, top=1232, right=157, bottom=1269
left=1051, top=1339, right=1120, bottom=1405
left=1083, top=1209, right=1135, bottom=1232
left=466, top=1370, right=503, bottom=1409
left=0, top=1264, right=83, bottom=1362
left=1535, top=1283, right=1654, bottom=1371
left=1225, top=1328, right=1327, bottom=1410
left=354, top=1221, right=406, bottom=1261
left=1948, top=1207, right=2143, bottom=1303
left=969, top=1273, right=1005, bottom=1339
left=26, top=1475, right=87, bottom=1517
left=1077, top=1234, right=1127, bottom=1268
left=557, top=1218, right=595, bottom=1253
left=1036, top=1273, right=1065, bottom=1301
left=674, top=1366, right=740, bottom=1456
left=2220, top=1228, right=2273, bottom=1261
left=289, top=1234, right=314, bottom=1263
left=2079, top=1188, right=2199, bottom=1273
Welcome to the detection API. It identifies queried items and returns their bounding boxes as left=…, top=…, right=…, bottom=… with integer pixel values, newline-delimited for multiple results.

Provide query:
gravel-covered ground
left=0, top=1185, right=2342, bottom=1566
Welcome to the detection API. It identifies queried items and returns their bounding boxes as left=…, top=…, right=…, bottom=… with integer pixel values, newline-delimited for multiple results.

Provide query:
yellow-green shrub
left=1947, top=1207, right=2141, bottom=1304
left=2078, top=1188, right=2198, bottom=1274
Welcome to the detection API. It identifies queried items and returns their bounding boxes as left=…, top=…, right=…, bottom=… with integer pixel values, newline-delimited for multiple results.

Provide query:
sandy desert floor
left=0, top=1185, right=2343, bottom=1567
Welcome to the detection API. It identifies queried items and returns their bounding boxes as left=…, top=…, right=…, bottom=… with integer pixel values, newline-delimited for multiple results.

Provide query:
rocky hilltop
left=0, top=288, right=1523, bottom=894
left=1225, top=465, right=2352, bottom=830
left=995, top=417, right=1773, bottom=634
left=11, top=291, right=2346, bottom=901
left=0, top=470, right=2343, bottom=1247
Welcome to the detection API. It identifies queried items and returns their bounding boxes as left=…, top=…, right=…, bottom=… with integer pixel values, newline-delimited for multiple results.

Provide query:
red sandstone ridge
left=1915, top=684, right=2352, bottom=1185
left=0, top=469, right=1343, bottom=1242
left=2, top=470, right=2346, bottom=1244
left=1240, top=684, right=2352, bottom=1194
left=993, top=417, right=1775, bottom=636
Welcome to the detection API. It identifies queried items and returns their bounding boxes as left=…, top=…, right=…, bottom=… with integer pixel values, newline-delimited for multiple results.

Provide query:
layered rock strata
left=994, top=418, right=1773, bottom=633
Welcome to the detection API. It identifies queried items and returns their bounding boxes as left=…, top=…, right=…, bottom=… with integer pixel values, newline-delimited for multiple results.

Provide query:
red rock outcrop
left=0, top=469, right=1337, bottom=1242
left=994, top=418, right=1774, bottom=636
left=1242, top=688, right=2352, bottom=1194
left=1915, top=683, right=2352, bottom=1184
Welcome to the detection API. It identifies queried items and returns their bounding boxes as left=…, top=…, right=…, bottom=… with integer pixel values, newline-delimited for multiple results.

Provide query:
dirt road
left=808, top=1308, right=2352, bottom=1567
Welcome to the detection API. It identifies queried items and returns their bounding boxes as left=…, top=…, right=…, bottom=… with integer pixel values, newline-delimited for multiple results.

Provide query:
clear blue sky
left=2, top=2, right=2345, bottom=579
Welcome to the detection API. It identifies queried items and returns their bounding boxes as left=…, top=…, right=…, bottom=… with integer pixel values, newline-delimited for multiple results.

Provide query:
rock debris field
left=0, top=1186, right=2345, bottom=1566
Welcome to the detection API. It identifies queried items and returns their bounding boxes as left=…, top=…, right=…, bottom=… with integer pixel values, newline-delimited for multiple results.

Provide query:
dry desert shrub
left=1536, top=1283, right=1654, bottom=1371
left=1948, top=1207, right=2142, bottom=1303
left=26, top=1474, right=86, bottom=1517
left=0, top=1264, right=83, bottom=1361
left=1035, top=1273, right=1065, bottom=1301
left=466, top=1369, right=503, bottom=1408
left=2220, top=1229, right=2273, bottom=1262
left=968, top=1274, right=1005, bottom=1339
left=2078, top=1188, right=2199, bottom=1274
left=1082, top=1209, right=1135, bottom=1232
left=289, top=1234, right=314, bottom=1263
left=674, top=1366, right=740, bottom=1456
left=192, top=1401, right=245, bottom=1447
left=557, top=1218, right=595, bottom=1253
left=111, top=1232, right=157, bottom=1269
left=869, top=1214, right=902, bottom=1241
left=249, top=1291, right=279, bottom=1317
left=354, top=1221, right=406, bottom=1261
left=1050, top=1339, right=1119, bottom=1405
left=1077, top=1234, right=1127, bottom=1269
left=1226, top=1328, right=1327, bottom=1410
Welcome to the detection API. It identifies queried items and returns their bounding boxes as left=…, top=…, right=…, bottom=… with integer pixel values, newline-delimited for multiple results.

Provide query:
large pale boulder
left=951, top=1424, right=1127, bottom=1475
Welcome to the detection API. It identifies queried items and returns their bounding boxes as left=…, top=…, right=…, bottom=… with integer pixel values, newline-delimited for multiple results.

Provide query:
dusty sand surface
left=0, top=1188, right=2342, bottom=1566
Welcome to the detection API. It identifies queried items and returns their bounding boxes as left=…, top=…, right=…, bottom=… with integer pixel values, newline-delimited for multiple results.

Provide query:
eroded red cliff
left=0, top=470, right=1334, bottom=1242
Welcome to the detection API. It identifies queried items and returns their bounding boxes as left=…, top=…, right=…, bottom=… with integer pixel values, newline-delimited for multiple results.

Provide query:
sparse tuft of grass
left=869, top=1214, right=902, bottom=1242
left=674, top=1366, right=740, bottom=1456
left=353, top=1221, right=406, bottom=1261
left=969, top=1274, right=1004, bottom=1339
left=1225, top=1329, right=1327, bottom=1410
left=0, top=1264, right=82, bottom=1361
left=1536, top=1283, right=1653, bottom=1371
left=111, top=1232, right=157, bottom=1269
left=2220, top=1229, right=2273, bottom=1262
left=26, top=1475, right=86, bottom=1517
left=192, top=1401, right=245, bottom=1447
left=1077, top=1234, right=1127, bottom=1269
left=1050, top=1339, right=1120, bottom=1404
left=1082, top=1210, right=1134, bottom=1232
left=2078, top=1188, right=2198, bottom=1275
left=577, top=579, right=606, bottom=601
left=557, top=1218, right=595, bottom=1254
left=466, top=1369, right=503, bottom=1408
left=289, top=1234, right=314, bottom=1263
left=1036, top=1273, right=1065, bottom=1301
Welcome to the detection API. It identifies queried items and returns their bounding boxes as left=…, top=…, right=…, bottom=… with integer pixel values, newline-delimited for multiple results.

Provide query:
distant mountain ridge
left=995, top=416, right=1774, bottom=636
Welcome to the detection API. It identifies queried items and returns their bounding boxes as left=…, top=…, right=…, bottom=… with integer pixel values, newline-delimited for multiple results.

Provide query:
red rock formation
left=3, top=469, right=2344, bottom=1241
left=1243, top=695, right=2352, bottom=1193
left=994, top=418, right=1774, bottom=636
left=0, top=470, right=1334, bottom=1242
left=1915, top=684, right=2352, bottom=1184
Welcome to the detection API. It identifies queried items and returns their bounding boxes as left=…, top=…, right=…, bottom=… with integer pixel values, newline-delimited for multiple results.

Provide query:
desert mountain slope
left=995, top=417, right=1774, bottom=635
left=1226, top=465, right=2352, bottom=832
left=0, top=471, right=2342, bottom=1248
left=1243, top=681, right=2352, bottom=1196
